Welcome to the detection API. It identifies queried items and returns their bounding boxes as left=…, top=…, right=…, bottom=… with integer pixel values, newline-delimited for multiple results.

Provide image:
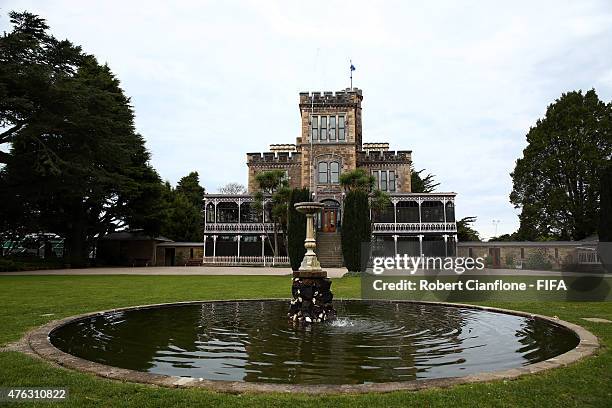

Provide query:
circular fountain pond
left=37, top=299, right=595, bottom=392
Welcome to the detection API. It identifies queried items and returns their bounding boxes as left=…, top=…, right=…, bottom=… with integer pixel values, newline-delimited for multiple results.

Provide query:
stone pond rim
left=20, top=299, right=600, bottom=395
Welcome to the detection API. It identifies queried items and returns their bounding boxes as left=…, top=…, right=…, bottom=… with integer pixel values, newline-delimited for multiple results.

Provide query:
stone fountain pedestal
left=288, top=202, right=336, bottom=323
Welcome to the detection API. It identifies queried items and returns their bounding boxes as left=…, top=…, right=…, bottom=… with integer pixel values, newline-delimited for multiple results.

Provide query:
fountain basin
left=25, top=299, right=598, bottom=394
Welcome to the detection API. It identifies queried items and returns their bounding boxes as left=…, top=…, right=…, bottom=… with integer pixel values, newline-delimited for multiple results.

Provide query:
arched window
left=330, top=161, right=340, bottom=183
left=240, top=202, right=262, bottom=223
left=421, top=201, right=444, bottom=222
left=217, top=202, right=239, bottom=223
left=318, top=160, right=340, bottom=184
left=397, top=201, right=419, bottom=223
left=318, top=162, right=328, bottom=183
left=206, top=203, right=215, bottom=223
left=445, top=201, right=455, bottom=222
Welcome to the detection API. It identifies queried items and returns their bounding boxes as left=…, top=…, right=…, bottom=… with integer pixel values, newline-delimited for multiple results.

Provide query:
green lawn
left=0, top=275, right=610, bottom=407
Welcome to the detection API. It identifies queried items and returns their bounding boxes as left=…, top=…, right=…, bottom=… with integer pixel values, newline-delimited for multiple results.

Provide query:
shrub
left=287, top=188, right=310, bottom=271
left=525, top=250, right=553, bottom=270
left=505, top=254, right=515, bottom=268
left=341, top=190, right=371, bottom=272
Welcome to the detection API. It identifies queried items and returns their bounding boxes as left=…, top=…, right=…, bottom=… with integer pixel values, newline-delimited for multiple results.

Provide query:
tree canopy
left=218, top=182, right=246, bottom=195
left=339, top=168, right=374, bottom=192
left=253, top=170, right=290, bottom=257
left=456, top=216, right=481, bottom=242
left=510, top=89, right=612, bottom=241
left=0, top=11, right=164, bottom=265
left=410, top=165, right=439, bottom=193
left=158, top=172, right=205, bottom=242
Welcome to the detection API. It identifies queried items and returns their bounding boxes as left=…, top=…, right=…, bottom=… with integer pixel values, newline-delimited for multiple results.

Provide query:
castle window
left=311, top=116, right=319, bottom=140
left=318, top=161, right=340, bottom=184
left=329, top=116, right=336, bottom=140
left=311, top=115, right=346, bottom=143
left=318, top=162, right=328, bottom=183
left=330, top=161, right=340, bottom=183
left=381, top=171, right=388, bottom=191
left=320, top=116, right=327, bottom=140
left=372, top=170, right=397, bottom=192
left=338, top=115, right=345, bottom=140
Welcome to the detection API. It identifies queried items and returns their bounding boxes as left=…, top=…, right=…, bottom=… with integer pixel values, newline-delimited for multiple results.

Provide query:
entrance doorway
left=164, top=248, right=175, bottom=266
left=320, top=200, right=340, bottom=233
left=488, top=248, right=501, bottom=267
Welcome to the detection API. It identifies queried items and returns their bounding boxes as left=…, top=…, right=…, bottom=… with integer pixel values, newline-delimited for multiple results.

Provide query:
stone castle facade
left=246, top=89, right=411, bottom=199
left=202, top=88, right=458, bottom=267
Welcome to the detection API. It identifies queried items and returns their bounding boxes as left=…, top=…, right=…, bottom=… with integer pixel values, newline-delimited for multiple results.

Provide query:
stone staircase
left=316, top=232, right=344, bottom=268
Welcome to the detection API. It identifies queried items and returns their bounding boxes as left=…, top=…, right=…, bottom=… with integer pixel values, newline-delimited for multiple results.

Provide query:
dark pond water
left=50, top=300, right=579, bottom=384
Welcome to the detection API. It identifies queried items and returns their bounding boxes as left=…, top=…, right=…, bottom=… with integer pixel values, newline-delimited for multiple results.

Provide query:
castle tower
left=297, top=88, right=363, bottom=198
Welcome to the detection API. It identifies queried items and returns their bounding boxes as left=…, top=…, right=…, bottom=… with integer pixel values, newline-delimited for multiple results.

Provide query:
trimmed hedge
left=341, top=190, right=371, bottom=272
left=600, top=161, right=612, bottom=242
left=287, top=188, right=310, bottom=271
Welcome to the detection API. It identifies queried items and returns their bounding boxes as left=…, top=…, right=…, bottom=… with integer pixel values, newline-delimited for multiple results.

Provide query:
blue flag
left=350, top=64, right=356, bottom=71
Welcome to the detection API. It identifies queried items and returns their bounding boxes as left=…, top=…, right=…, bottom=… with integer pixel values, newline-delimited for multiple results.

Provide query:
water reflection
left=50, top=300, right=578, bottom=384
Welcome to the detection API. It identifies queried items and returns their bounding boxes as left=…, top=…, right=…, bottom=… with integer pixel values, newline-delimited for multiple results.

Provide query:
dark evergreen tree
left=410, top=165, right=439, bottom=193
left=456, top=216, right=481, bottom=242
left=600, top=161, right=612, bottom=242
left=1, top=12, right=163, bottom=266
left=510, top=90, right=612, bottom=240
left=287, top=188, right=310, bottom=271
left=162, top=192, right=202, bottom=242
left=341, top=190, right=371, bottom=272
left=176, top=171, right=205, bottom=209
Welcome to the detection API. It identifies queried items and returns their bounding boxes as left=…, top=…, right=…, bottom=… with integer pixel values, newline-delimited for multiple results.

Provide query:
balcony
left=204, top=223, right=278, bottom=234
left=373, top=222, right=457, bottom=233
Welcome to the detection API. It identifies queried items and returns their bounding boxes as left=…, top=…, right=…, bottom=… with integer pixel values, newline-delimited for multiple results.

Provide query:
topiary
left=287, top=188, right=310, bottom=271
left=341, top=190, right=371, bottom=272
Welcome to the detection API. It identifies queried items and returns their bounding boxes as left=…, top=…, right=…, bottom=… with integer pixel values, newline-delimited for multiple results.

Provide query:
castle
left=201, top=88, right=457, bottom=267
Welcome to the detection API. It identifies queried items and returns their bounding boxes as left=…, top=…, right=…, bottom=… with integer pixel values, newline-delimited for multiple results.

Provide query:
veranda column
left=418, top=234, right=424, bottom=257
left=237, top=198, right=241, bottom=230
left=237, top=234, right=241, bottom=259
left=443, top=198, right=447, bottom=224
left=203, top=235, right=207, bottom=262
left=214, top=201, right=218, bottom=225
left=261, top=234, right=266, bottom=266
left=393, top=200, right=398, bottom=232
left=454, top=234, right=458, bottom=257
left=443, top=234, right=448, bottom=257
left=393, top=234, right=398, bottom=257
left=212, top=235, right=217, bottom=260
left=418, top=200, right=422, bottom=229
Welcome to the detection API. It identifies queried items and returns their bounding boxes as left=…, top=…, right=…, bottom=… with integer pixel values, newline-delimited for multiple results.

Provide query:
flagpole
left=350, top=59, right=353, bottom=89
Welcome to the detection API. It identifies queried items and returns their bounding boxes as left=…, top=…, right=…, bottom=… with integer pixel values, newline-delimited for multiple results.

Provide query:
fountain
left=287, top=202, right=336, bottom=322
left=30, top=202, right=597, bottom=392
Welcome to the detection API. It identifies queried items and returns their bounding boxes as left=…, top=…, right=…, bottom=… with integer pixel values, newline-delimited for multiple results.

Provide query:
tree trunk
left=273, top=223, right=279, bottom=260
left=65, top=201, right=89, bottom=268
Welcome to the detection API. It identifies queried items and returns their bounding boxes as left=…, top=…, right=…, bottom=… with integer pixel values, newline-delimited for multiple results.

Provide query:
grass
left=0, top=274, right=610, bottom=407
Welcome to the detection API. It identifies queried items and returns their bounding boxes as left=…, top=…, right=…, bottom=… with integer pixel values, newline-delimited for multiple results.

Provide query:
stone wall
left=246, top=152, right=302, bottom=192
left=357, top=150, right=412, bottom=193
left=155, top=245, right=204, bottom=266
left=457, top=243, right=585, bottom=270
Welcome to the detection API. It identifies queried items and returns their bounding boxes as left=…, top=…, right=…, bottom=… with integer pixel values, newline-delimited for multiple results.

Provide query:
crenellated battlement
left=357, top=149, right=412, bottom=164
left=299, top=88, right=363, bottom=107
left=247, top=151, right=301, bottom=165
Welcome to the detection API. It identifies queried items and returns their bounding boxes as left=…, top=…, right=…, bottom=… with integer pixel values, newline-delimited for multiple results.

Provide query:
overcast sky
left=2, top=1, right=612, bottom=239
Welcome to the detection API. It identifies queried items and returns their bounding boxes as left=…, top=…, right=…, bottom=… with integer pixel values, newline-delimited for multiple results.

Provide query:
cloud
left=2, top=0, right=611, bottom=239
